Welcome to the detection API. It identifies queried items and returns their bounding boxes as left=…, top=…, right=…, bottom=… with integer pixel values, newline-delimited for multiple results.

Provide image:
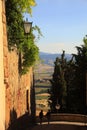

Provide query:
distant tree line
left=49, top=36, right=87, bottom=114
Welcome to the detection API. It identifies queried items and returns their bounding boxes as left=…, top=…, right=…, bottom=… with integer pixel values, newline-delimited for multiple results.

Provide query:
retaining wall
left=36, top=113, right=87, bottom=123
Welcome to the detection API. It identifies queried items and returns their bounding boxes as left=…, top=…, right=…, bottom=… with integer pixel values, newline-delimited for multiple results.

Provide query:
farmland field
left=34, top=63, right=54, bottom=116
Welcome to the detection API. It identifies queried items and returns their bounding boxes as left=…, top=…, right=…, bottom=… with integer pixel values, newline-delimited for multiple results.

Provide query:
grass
left=35, top=82, right=51, bottom=87
left=35, top=83, right=51, bottom=86
left=35, top=95, right=48, bottom=100
left=35, top=87, right=49, bottom=93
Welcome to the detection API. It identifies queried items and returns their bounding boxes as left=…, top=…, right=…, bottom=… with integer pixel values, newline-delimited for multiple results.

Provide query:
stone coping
left=36, top=113, right=87, bottom=123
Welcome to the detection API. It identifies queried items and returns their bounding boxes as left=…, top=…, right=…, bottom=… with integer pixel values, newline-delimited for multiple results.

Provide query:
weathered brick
left=0, top=1, right=34, bottom=129
left=3, top=23, right=7, bottom=35
left=3, top=45, right=8, bottom=57
left=5, top=50, right=33, bottom=128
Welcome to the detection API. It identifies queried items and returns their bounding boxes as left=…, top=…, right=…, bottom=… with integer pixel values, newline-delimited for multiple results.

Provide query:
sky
left=25, top=0, right=87, bottom=54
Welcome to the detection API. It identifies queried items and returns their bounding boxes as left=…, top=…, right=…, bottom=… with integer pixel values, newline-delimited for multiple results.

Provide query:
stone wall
left=5, top=48, right=34, bottom=129
left=0, top=0, right=35, bottom=130
left=2, top=1, right=34, bottom=129
left=36, top=113, right=87, bottom=123
left=0, top=0, right=6, bottom=130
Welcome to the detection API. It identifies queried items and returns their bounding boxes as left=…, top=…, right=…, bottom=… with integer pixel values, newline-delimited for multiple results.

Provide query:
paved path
left=26, top=122, right=87, bottom=130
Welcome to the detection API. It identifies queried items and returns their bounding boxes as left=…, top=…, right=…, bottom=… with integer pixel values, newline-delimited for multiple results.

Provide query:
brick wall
left=0, top=0, right=6, bottom=130
left=0, top=0, right=35, bottom=130
left=5, top=49, right=34, bottom=129
left=2, top=1, right=34, bottom=129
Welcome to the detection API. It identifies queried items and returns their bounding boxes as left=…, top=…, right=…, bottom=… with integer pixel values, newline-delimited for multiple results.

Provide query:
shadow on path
left=7, top=112, right=34, bottom=130
left=26, top=124, right=87, bottom=130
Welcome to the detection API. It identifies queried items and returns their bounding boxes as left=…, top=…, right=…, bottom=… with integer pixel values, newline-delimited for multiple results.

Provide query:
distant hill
left=39, top=52, right=72, bottom=66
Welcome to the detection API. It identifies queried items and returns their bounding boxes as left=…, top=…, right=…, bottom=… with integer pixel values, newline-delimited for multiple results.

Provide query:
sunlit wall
left=0, top=0, right=5, bottom=130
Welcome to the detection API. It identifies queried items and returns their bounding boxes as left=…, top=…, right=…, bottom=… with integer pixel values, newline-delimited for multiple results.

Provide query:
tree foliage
left=72, top=37, right=87, bottom=113
left=10, top=0, right=36, bottom=14
left=21, top=34, right=39, bottom=74
left=5, top=0, right=41, bottom=74
left=6, top=0, right=24, bottom=48
left=49, top=51, right=67, bottom=113
left=49, top=36, right=87, bottom=114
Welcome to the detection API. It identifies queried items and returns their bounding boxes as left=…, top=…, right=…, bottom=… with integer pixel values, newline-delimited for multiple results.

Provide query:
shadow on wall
left=7, top=108, right=32, bottom=130
left=9, top=107, right=17, bottom=125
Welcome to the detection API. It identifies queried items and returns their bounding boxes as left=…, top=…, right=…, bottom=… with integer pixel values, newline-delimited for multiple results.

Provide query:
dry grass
left=36, top=93, right=50, bottom=96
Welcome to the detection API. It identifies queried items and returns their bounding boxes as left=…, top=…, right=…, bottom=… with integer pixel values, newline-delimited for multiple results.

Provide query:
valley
left=34, top=63, right=54, bottom=115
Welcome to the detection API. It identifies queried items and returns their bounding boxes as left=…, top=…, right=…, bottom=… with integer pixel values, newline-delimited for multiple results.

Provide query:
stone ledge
left=36, top=114, right=87, bottom=123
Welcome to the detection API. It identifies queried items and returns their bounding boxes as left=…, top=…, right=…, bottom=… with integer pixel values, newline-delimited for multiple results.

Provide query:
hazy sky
left=25, top=0, right=87, bottom=54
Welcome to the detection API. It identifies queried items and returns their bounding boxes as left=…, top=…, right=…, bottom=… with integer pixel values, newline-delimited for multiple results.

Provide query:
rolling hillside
left=39, top=52, right=72, bottom=66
